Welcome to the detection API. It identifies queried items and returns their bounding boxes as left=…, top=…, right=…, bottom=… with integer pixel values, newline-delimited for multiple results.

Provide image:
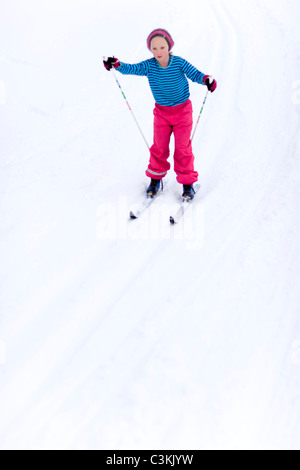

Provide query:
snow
left=1, top=0, right=300, bottom=450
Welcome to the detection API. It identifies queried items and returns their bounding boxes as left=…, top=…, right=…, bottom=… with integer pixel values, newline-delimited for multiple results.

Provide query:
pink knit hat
left=147, top=28, right=174, bottom=51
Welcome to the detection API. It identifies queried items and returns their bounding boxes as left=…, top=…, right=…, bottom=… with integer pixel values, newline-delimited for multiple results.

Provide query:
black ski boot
left=147, top=178, right=161, bottom=198
left=182, top=184, right=195, bottom=200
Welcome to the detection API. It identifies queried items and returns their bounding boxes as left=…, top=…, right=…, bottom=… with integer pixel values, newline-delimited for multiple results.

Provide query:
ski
left=170, top=183, right=200, bottom=224
left=129, top=195, right=156, bottom=219
left=129, top=181, right=166, bottom=219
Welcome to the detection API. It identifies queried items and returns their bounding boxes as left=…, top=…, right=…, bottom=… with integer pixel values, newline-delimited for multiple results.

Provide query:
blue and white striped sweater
left=117, top=55, right=206, bottom=107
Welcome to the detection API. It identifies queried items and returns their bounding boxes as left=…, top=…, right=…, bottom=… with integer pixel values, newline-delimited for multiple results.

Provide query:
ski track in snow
left=1, top=0, right=300, bottom=450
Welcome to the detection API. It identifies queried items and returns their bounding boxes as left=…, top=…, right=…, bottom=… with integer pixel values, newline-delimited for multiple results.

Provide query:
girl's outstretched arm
left=116, top=60, right=149, bottom=77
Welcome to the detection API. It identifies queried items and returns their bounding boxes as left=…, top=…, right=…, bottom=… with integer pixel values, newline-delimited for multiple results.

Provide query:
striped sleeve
left=180, top=58, right=205, bottom=85
left=117, top=60, right=149, bottom=76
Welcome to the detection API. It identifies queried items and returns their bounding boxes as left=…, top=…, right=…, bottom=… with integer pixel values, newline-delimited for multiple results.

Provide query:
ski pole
left=191, top=76, right=214, bottom=142
left=104, top=57, right=150, bottom=150
left=191, top=89, right=209, bottom=142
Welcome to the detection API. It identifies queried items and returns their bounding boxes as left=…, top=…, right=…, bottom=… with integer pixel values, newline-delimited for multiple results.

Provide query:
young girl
left=103, top=28, right=217, bottom=200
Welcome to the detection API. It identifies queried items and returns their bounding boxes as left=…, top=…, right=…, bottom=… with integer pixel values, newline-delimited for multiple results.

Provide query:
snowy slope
left=0, top=0, right=300, bottom=450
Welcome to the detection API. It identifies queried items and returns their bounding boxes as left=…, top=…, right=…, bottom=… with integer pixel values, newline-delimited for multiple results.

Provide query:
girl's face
left=150, top=36, right=170, bottom=66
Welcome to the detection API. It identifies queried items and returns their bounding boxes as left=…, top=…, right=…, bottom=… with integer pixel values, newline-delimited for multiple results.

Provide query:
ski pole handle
left=204, top=75, right=217, bottom=92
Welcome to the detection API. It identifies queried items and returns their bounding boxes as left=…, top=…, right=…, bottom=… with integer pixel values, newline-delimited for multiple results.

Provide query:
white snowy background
left=1, top=0, right=300, bottom=450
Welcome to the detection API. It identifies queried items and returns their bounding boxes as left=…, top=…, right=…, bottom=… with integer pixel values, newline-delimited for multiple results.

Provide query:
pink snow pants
left=146, top=99, right=198, bottom=184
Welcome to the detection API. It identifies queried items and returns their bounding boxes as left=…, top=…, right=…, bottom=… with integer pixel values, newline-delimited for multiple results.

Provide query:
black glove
left=103, top=56, right=120, bottom=71
left=203, top=75, right=217, bottom=92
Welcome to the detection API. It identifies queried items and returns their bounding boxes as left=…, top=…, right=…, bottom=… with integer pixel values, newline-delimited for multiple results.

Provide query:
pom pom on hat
left=147, top=28, right=174, bottom=51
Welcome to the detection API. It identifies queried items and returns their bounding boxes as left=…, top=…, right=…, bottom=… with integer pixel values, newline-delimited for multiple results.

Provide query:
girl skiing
left=103, top=28, right=217, bottom=200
